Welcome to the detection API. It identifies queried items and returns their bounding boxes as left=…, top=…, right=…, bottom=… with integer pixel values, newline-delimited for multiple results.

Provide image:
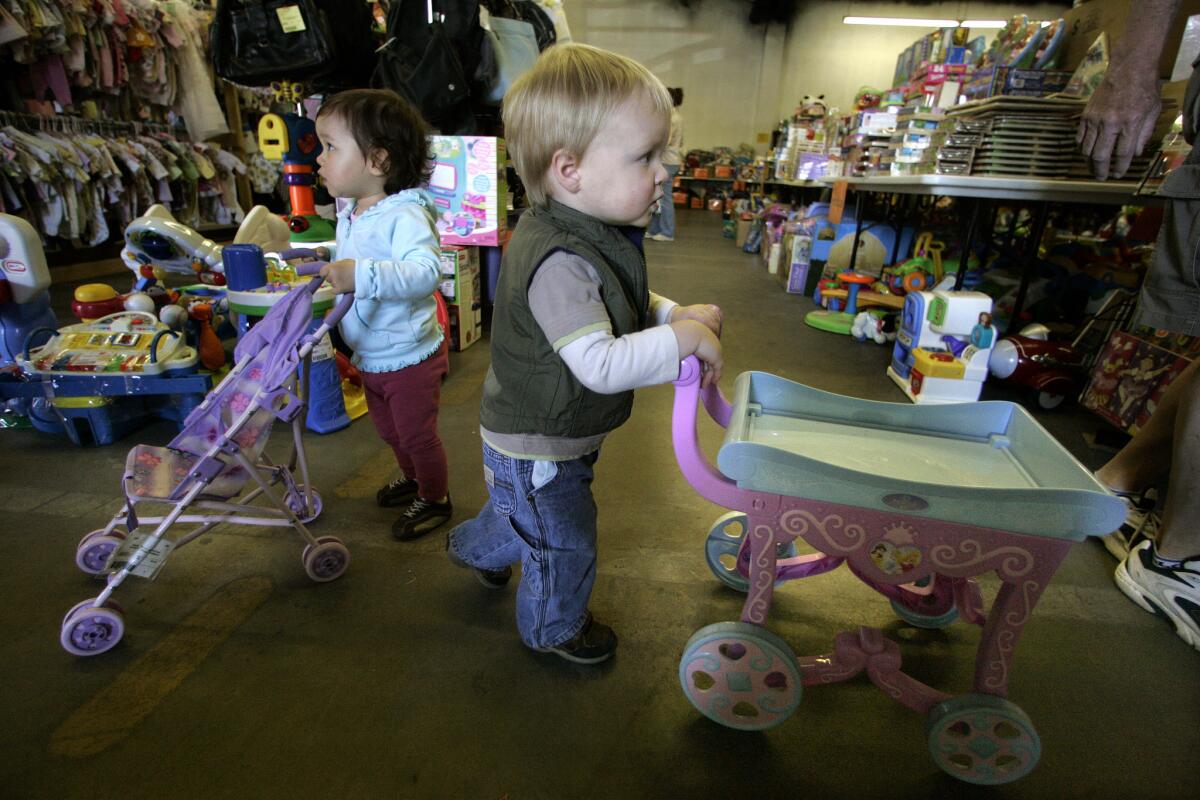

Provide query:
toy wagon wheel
left=1035, top=390, right=1065, bottom=410
left=902, top=270, right=929, bottom=293
left=303, top=536, right=350, bottom=582
left=890, top=598, right=960, bottom=629
left=75, top=530, right=127, bottom=577
left=890, top=576, right=959, bottom=629
left=679, top=621, right=802, bottom=731
left=704, top=512, right=796, bottom=593
left=61, top=601, right=126, bottom=656
left=926, top=694, right=1041, bottom=785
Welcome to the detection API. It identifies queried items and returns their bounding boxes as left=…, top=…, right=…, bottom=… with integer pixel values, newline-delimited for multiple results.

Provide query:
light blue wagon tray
left=715, top=371, right=1125, bottom=540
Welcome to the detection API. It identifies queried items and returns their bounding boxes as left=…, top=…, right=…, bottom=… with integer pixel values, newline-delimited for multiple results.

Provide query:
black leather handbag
left=211, top=0, right=337, bottom=87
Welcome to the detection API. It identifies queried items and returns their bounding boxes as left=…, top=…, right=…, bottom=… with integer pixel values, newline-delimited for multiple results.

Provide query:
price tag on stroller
left=106, top=532, right=176, bottom=580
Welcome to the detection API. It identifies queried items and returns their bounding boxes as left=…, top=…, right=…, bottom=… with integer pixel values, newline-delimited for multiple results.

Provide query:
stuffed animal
left=798, top=95, right=827, bottom=117
left=851, top=310, right=893, bottom=344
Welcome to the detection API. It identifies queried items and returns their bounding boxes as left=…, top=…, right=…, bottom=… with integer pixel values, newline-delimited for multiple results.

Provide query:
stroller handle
left=293, top=260, right=355, bottom=328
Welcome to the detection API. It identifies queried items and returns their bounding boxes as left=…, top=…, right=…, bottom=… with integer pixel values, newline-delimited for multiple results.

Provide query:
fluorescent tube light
left=843, top=16, right=1010, bottom=29
left=843, top=16, right=959, bottom=27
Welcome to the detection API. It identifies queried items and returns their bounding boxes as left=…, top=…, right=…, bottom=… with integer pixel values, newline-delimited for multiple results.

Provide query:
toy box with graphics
left=427, top=136, right=508, bottom=247
left=1080, top=330, right=1197, bottom=432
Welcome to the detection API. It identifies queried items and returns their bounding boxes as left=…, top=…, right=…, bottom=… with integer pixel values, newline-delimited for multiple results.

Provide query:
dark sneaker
left=445, top=533, right=512, bottom=589
left=535, top=614, right=617, bottom=664
left=377, top=477, right=419, bottom=508
left=392, top=495, right=452, bottom=541
left=1100, top=487, right=1159, bottom=561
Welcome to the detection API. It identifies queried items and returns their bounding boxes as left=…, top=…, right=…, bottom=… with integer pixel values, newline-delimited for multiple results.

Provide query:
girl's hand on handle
left=319, top=259, right=357, bottom=294
left=669, top=303, right=723, bottom=337
left=671, top=319, right=723, bottom=388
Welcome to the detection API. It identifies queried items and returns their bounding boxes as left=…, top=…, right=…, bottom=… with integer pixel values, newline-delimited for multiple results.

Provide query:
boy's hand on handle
left=670, top=303, right=723, bottom=337
left=319, top=259, right=356, bottom=294
left=671, top=319, right=723, bottom=388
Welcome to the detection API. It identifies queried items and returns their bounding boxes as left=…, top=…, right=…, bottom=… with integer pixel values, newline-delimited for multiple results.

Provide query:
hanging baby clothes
left=0, top=114, right=248, bottom=246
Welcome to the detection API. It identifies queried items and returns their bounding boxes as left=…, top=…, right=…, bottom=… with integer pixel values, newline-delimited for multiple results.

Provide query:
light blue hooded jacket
left=329, top=190, right=444, bottom=373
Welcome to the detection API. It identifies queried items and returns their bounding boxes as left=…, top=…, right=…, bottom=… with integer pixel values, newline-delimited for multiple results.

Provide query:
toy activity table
left=671, top=357, right=1123, bottom=785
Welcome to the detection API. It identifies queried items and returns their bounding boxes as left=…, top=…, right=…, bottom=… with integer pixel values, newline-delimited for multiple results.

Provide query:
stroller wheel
left=61, top=601, right=125, bottom=656
left=926, top=693, right=1041, bottom=785
left=303, top=537, right=350, bottom=582
left=62, top=596, right=125, bottom=627
left=679, top=621, right=802, bottom=731
left=289, top=486, right=323, bottom=525
left=704, top=512, right=797, bottom=593
left=75, top=530, right=127, bottom=577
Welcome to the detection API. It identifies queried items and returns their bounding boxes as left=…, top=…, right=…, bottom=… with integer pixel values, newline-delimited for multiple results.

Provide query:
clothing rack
left=0, top=111, right=179, bottom=138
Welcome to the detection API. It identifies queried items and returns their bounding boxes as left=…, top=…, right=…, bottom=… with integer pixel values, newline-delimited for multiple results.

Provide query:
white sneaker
left=646, top=233, right=674, bottom=242
left=1114, top=540, right=1200, bottom=651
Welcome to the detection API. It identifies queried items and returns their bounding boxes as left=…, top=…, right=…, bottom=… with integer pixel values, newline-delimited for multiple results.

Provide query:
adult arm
left=1078, top=0, right=1181, bottom=179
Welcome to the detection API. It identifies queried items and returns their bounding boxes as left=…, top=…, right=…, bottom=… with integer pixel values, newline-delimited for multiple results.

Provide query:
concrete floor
left=2, top=210, right=1197, bottom=799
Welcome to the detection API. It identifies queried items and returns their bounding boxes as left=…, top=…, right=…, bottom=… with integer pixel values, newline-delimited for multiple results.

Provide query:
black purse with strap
left=211, top=0, right=337, bottom=87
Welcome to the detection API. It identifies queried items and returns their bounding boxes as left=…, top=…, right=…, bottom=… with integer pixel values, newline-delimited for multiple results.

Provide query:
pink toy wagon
left=670, top=357, right=1124, bottom=785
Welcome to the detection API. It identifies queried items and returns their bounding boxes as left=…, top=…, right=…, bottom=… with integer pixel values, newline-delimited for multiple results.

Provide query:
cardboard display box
left=1061, top=0, right=1200, bottom=78
left=438, top=245, right=479, bottom=303
left=447, top=300, right=482, bottom=351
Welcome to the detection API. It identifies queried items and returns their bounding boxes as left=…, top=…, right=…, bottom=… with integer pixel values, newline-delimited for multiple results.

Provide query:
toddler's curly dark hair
left=316, top=89, right=433, bottom=193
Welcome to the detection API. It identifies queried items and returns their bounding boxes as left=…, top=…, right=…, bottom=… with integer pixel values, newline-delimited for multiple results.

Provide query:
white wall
left=560, top=0, right=1071, bottom=151
left=778, top=1, right=1072, bottom=120
left=561, top=0, right=786, bottom=151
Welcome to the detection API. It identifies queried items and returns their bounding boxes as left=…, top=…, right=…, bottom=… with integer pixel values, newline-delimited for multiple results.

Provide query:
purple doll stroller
left=61, top=264, right=353, bottom=657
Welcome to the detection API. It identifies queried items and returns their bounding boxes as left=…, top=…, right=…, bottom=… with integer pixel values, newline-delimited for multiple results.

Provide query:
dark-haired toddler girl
left=315, top=89, right=452, bottom=540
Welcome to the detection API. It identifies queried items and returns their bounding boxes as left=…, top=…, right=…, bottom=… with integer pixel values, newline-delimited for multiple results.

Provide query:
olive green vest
left=480, top=200, right=650, bottom=438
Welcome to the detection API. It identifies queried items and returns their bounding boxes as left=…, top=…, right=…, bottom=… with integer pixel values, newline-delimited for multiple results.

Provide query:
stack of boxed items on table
left=932, top=119, right=986, bottom=175
left=839, top=107, right=898, bottom=177
left=773, top=97, right=830, bottom=182
left=961, top=16, right=1071, bottom=102
left=942, top=96, right=1158, bottom=179
left=883, top=106, right=946, bottom=176
left=892, top=26, right=978, bottom=105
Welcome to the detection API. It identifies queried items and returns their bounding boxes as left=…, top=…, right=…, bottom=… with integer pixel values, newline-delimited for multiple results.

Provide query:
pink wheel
left=927, top=694, right=1041, bottom=784
left=679, top=621, right=802, bottom=731
left=75, top=530, right=126, bottom=576
left=61, top=603, right=125, bottom=656
left=302, top=537, right=349, bottom=582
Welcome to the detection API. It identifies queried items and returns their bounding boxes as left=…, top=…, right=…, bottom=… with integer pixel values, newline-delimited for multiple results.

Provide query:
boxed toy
left=1080, top=330, right=1194, bottom=432
left=447, top=301, right=482, bottom=351
left=427, top=136, right=508, bottom=246
left=446, top=263, right=482, bottom=351
left=438, top=245, right=479, bottom=303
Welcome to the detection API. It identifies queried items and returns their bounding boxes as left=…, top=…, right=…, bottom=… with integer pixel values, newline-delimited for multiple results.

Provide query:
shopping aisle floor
left=2, top=210, right=1196, bottom=799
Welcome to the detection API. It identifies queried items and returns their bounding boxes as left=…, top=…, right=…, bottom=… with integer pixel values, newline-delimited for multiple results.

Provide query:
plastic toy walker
left=61, top=264, right=354, bottom=657
left=671, top=356, right=1123, bottom=785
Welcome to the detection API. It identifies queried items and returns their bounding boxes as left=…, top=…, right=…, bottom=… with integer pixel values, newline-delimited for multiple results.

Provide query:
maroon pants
left=360, top=339, right=450, bottom=501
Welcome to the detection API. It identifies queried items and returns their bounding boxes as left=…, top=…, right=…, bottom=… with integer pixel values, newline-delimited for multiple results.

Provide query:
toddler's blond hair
left=503, top=43, right=672, bottom=207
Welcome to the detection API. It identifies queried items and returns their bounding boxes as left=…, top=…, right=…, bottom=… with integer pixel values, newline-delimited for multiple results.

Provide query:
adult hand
left=1077, top=72, right=1161, bottom=180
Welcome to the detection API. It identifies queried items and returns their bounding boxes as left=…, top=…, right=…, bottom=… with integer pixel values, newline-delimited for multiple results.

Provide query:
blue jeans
left=448, top=444, right=599, bottom=649
left=648, top=164, right=680, bottom=238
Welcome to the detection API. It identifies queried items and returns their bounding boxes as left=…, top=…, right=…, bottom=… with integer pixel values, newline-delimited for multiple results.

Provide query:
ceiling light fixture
left=843, top=16, right=1008, bottom=29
